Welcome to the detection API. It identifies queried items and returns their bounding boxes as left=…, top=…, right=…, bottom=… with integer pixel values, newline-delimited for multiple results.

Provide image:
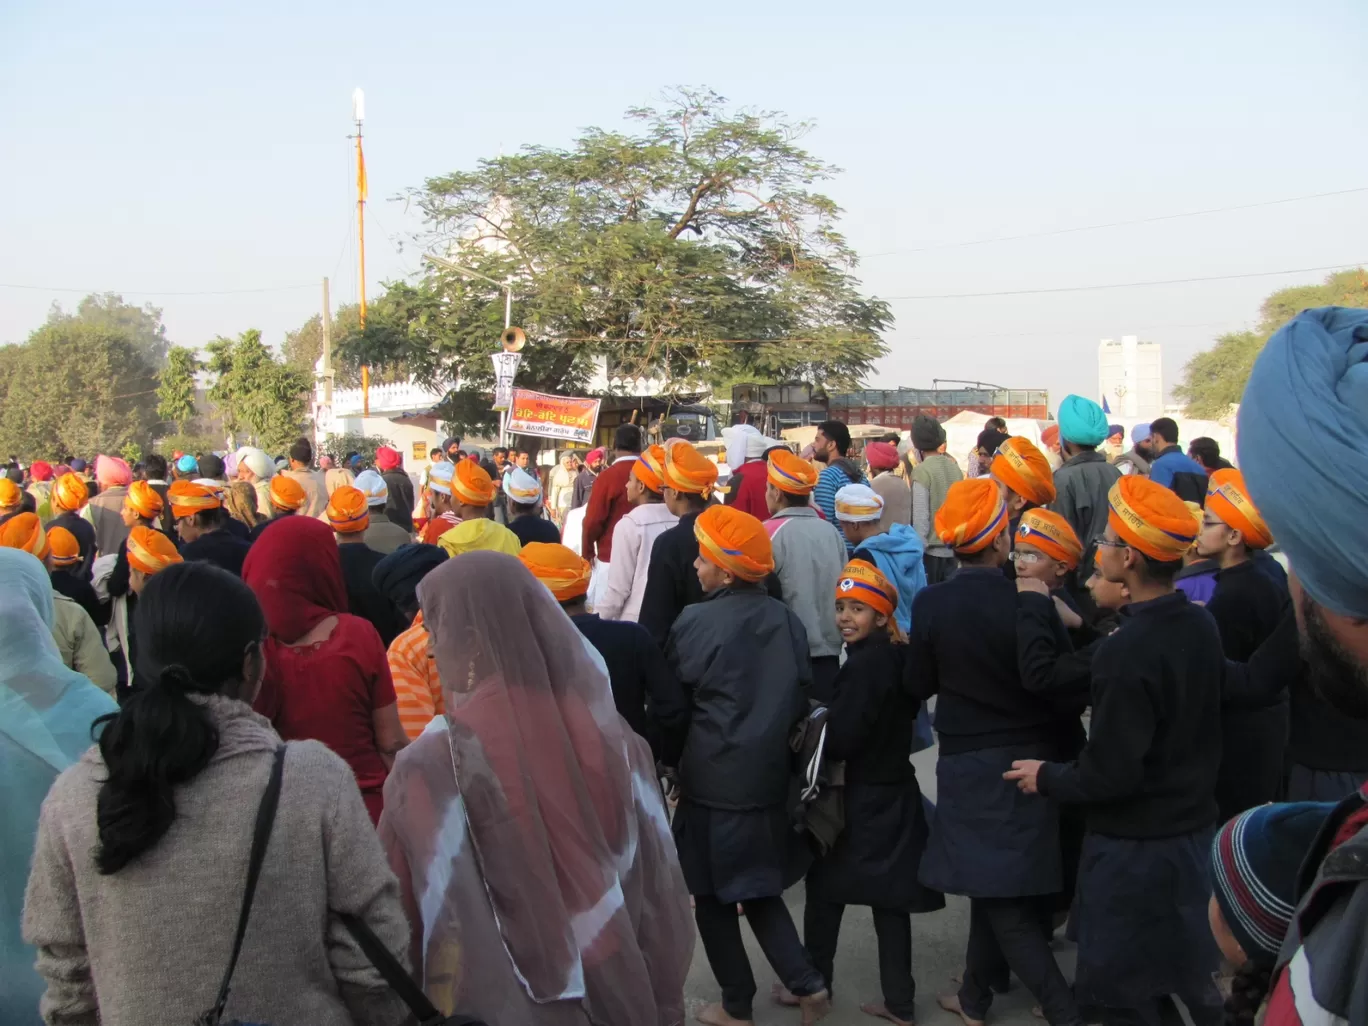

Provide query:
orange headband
left=991, top=436, right=1056, bottom=506
left=127, top=527, right=183, bottom=575
left=767, top=449, right=818, bottom=495
left=1016, top=508, right=1083, bottom=568
left=1205, top=469, right=1272, bottom=549
left=694, top=504, right=774, bottom=582
left=519, top=542, right=593, bottom=602
left=168, top=480, right=222, bottom=519
left=1107, top=476, right=1197, bottom=562
left=935, top=478, right=1009, bottom=553
left=51, top=472, right=89, bottom=513
left=452, top=459, right=496, bottom=506
left=125, top=480, right=164, bottom=520
left=269, top=475, right=306, bottom=511
left=835, top=559, right=897, bottom=617
left=326, top=485, right=370, bottom=533
left=632, top=445, right=666, bottom=492
left=662, top=441, right=718, bottom=498
left=1, top=513, right=50, bottom=560
left=46, top=526, right=81, bottom=567
left=0, top=479, right=21, bottom=510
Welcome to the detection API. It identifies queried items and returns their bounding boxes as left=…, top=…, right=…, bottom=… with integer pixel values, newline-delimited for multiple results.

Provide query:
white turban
left=353, top=469, right=389, bottom=507
left=834, top=483, right=884, bottom=523
left=234, top=447, right=276, bottom=481
left=505, top=467, right=541, bottom=504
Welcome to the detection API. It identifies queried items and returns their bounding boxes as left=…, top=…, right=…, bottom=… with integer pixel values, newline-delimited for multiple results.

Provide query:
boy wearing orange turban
left=597, top=445, right=678, bottom=623
left=1193, top=468, right=1291, bottom=821
left=991, top=436, right=1056, bottom=513
left=0, top=477, right=21, bottom=518
left=1004, top=474, right=1226, bottom=1024
left=766, top=448, right=850, bottom=699
left=167, top=479, right=250, bottom=577
left=46, top=525, right=81, bottom=568
left=907, top=475, right=1086, bottom=1026
left=1, top=512, right=50, bottom=561
left=249, top=474, right=307, bottom=543
left=669, top=502, right=829, bottom=1025
left=121, top=480, right=164, bottom=528
left=638, top=442, right=722, bottom=644
left=47, top=471, right=98, bottom=577
left=804, top=559, right=943, bottom=1024
left=327, top=484, right=405, bottom=646
left=127, top=526, right=183, bottom=594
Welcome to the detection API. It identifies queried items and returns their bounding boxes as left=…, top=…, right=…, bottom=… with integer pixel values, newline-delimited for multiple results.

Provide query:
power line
left=884, top=261, right=1366, bottom=300
left=0, top=282, right=316, bottom=297
left=862, top=186, right=1368, bottom=259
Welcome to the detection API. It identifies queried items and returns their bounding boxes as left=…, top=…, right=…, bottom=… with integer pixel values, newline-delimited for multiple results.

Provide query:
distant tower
left=1098, top=336, right=1163, bottom=419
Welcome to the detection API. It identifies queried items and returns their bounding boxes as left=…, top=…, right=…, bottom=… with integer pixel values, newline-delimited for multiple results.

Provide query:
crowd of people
left=2, top=305, right=1368, bottom=1026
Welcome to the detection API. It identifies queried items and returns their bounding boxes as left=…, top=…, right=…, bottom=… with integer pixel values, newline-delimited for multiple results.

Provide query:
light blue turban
left=1238, top=307, right=1368, bottom=617
left=1057, top=394, right=1109, bottom=446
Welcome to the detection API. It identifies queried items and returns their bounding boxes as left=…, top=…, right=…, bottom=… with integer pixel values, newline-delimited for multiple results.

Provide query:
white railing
left=320, top=378, right=455, bottom=418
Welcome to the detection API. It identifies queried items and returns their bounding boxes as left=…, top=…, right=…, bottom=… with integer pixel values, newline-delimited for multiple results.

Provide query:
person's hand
left=1016, top=577, right=1050, bottom=596
left=1052, top=595, right=1083, bottom=629
left=1004, top=759, right=1044, bottom=794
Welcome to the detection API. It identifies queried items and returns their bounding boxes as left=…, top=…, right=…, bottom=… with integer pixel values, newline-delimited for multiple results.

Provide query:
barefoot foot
left=772, top=983, right=801, bottom=1007
left=800, top=989, right=832, bottom=1025
left=937, top=994, right=986, bottom=1026
left=696, top=1001, right=753, bottom=1026
left=861, top=999, right=915, bottom=1026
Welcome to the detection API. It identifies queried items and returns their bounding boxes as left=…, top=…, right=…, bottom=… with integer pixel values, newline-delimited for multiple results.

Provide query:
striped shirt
left=388, top=612, right=443, bottom=739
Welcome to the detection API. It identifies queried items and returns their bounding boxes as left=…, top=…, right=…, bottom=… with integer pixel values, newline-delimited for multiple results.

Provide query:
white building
left=1098, top=336, right=1163, bottom=420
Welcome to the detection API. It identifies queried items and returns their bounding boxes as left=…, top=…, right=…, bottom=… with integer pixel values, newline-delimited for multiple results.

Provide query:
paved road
left=681, top=746, right=1078, bottom=1026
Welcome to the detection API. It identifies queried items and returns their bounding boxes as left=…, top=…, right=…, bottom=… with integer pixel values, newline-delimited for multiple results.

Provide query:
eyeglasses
left=1009, top=551, right=1044, bottom=565
left=1201, top=518, right=1225, bottom=530
left=1094, top=537, right=1128, bottom=550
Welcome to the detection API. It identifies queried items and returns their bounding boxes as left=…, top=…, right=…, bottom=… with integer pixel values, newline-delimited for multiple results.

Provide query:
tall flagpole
left=353, top=88, right=369, bottom=417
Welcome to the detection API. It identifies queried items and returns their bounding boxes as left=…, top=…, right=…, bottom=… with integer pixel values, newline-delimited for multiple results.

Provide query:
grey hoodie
left=768, top=505, right=849, bottom=659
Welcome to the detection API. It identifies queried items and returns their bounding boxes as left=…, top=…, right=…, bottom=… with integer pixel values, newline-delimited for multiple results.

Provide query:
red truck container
left=827, top=388, right=1048, bottom=429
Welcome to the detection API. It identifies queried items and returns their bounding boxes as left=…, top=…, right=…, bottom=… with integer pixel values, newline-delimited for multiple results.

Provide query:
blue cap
left=176, top=454, right=198, bottom=472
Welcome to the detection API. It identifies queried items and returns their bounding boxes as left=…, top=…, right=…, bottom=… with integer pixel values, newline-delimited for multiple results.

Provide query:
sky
left=3, top=0, right=1366, bottom=409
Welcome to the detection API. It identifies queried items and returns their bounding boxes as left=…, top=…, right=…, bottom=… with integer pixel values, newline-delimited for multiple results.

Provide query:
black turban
left=372, top=543, right=449, bottom=616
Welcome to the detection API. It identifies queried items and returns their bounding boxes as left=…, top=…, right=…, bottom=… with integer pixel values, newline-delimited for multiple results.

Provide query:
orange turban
left=935, top=478, right=1009, bottom=553
left=1107, top=476, right=1198, bottom=562
left=0, top=479, right=21, bottom=510
left=452, top=459, right=496, bottom=506
left=1041, top=424, right=1060, bottom=450
left=1206, top=469, right=1272, bottom=549
left=1, top=513, right=50, bottom=560
left=694, top=505, right=774, bottom=582
left=127, top=526, right=183, bottom=575
left=835, top=559, right=897, bottom=617
left=51, top=472, right=89, bottom=513
left=632, top=445, right=666, bottom=492
left=168, top=480, right=222, bottom=519
left=991, top=436, right=1056, bottom=506
left=269, top=475, right=306, bottom=512
left=662, top=441, right=718, bottom=498
left=1016, top=509, right=1083, bottom=568
left=47, top=526, right=81, bottom=567
left=125, top=480, right=164, bottom=520
left=519, top=542, right=593, bottom=602
left=326, top=485, right=370, bottom=533
left=767, top=449, right=819, bottom=495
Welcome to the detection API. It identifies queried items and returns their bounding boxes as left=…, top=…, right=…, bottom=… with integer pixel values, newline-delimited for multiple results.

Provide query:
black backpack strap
left=201, top=745, right=287, bottom=1026
left=339, top=912, right=485, bottom=1026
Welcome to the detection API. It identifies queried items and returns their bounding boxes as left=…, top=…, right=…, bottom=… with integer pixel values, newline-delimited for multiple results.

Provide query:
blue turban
left=1131, top=423, right=1151, bottom=445
left=176, top=455, right=198, bottom=473
left=1107, top=424, right=1124, bottom=439
left=1239, top=307, right=1368, bottom=617
left=1057, top=394, right=1109, bottom=446
left=372, top=542, right=448, bottom=616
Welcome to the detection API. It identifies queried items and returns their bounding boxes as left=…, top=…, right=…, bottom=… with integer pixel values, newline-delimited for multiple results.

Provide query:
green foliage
left=282, top=305, right=369, bottom=387
left=155, top=431, right=224, bottom=457
left=321, top=431, right=395, bottom=465
left=206, top=329, right=313, bottom=453
left=157, top=346, right=201, bottom=434
left=0, top=319, right=161, bottom=460
left=120, top=441, right=144, bottom=464
left=337, top=88, right=889, bottom=437
left=1176, top=268, right=1368, bottom=418
left=47, top=293, right=170, bottom=366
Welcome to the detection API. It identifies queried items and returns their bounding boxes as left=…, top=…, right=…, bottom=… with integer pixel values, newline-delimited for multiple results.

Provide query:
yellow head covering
left=1206, top=469, right=1272, bottom=549
left=767, top=449, right=819, bottom=495
left=168, top=480, right=222, bottom=519
left=127, top=527, right=183, bottom=575
left=935, top=478, right=1009, bottom=553
left=326, top=485, right=370, bottom=533
left=1, top=513, right=50, bottom=560
left=1107, top=476, right=1198, bottom=562
left=662, top=441, right=718, bottom=498
left=694, top=505, right=774, bottom=582
left=452, top=460, right=496, bottom=507
left=437, top=518, right=522, bottom=558
left=0, top=478, right=21, bottom=511
left=124, top=480, right=164, bottom=520
left=519, top=542, right=593, bottom=602
left=46, top=526, right=81, bottom=567
left=51, top=472, right=89, bottom=513
left=632, top=445, right=666, bottom=492
left=991, top=436, right=1056, bottom=506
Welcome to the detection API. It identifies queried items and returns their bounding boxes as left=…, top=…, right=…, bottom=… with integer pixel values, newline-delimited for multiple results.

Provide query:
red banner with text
left=506, top=389, right=602, bottom=445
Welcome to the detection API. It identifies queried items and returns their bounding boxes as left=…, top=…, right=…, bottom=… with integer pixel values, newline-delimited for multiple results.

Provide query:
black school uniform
left=1037, top=590, right=1224, bottom=1022
left=48, top=511, right=97, bottom=580
left=1208, top=559, right=1291, bottom=819
left=336, top=542, right=406, bottom=647
left=804, top=633, right=943, bottom=1021
left=637, top=510, right=705, bottom=645
left=179, top=528, right=251, bottom=577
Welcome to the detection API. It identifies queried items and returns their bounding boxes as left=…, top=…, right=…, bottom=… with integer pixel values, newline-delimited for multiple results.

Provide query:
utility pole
left=321, top=277, right=334, bottom=407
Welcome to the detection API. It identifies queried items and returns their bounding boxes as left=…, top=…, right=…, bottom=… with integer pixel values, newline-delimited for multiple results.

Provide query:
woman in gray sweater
left=23, top=562, right=411, bottom=1026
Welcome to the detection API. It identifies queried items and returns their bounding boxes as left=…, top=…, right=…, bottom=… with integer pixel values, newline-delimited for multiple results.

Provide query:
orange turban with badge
left=935, top=478, right=1009, bottom=553
left=662, top=441, right=718, bottom=498
left=519, top=542, right=593, bottom=602
left=835, top=559, right=898, bottom=617
left=0, top=479, right=21, bottom=511
left=326, top=485, right=370, bottom=533
left=1016, top=509, right=1083, bottom=568
left=1, top=513, right=50, bottom=560
left=632, top=445, right=666, bottom=492
left=1107, top=476, right=1197, bottom=562
left=694, top=505, right=774, bottom=582
left=269, top=475, right=306, bottom=512
left=452, top=459, right=496, bottom=506
left=127, top=526, right=183, bottom=575
left=991, top=436, right=1056, bottom=506
left=125, top=480, right=164, bottom=520
left=1205, top=469, right=1272, bottom=549
left=767, top=449, right=819, bottom=495
left=47, top=526, right=81, bottom=567
left=51, top=472, right=89, bottom=513
left=168, top=480, right=222, bottom=519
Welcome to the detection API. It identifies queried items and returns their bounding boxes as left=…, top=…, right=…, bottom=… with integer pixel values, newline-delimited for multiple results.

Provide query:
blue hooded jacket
left=852, top=524, right=934, bottom=752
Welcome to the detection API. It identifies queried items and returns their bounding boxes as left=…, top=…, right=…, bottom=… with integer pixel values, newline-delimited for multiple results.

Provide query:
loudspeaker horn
left=501, top=327, right=526, bottom=352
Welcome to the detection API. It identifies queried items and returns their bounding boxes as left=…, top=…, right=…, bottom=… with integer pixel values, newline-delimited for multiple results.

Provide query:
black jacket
left=179, top=529, right=250, bottom=577
left=571, top=613, right=686, bottom=762
left=904, top=566, right=1069, bottom=755
left=638, top=510, right=705, bottom=645
left=381, top=470, right=415, bottom=534
left=666, top=583, right=810, bottom=810
left=508, top=514, right=561, bottom=547
left=337, top=543, right=406, bottom=647
left=1207, top=559, right=1289, bottom=662
left=1038, top=590, right=1224, bottom=838
left=48, top=511, right=97, bottom=580
left=825, top=633, right=917, bottom=785
left=50, top=568, right=108, bottom=628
